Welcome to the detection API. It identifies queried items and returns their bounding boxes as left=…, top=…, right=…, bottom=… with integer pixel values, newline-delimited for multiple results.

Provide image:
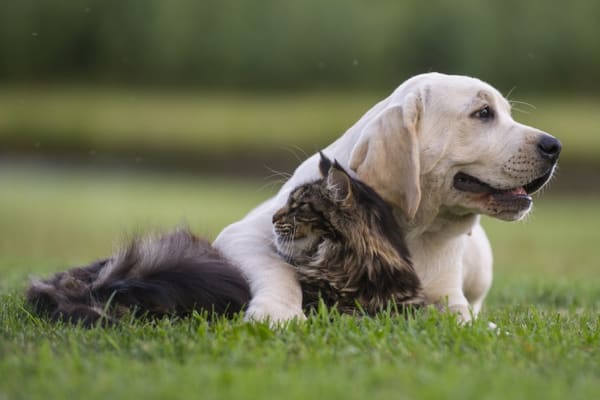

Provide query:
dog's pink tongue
left=509, top=187, right=527, bottom=195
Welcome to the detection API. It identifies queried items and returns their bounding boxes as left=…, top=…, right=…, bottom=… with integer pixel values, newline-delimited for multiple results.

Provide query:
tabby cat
left=26, top=153, right=424, bottom=324
left=26, top=229, right=251, bottom=326
left=272, top=153, right=425, bottom=314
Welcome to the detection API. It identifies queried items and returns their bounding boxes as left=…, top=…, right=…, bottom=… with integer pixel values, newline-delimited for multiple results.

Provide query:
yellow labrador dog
left=214, top=73, right=561, bottom=323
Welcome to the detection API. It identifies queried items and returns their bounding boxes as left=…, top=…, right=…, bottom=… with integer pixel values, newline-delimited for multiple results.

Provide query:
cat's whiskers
left=285, top=218, right=299, bottom=262
left=272, top=220, right=297, bottom=265
left=270, top=153, right=424, bottom=315
left=263, top=165, right=293, bottom=180
left=259, top=166, right=293, bottom=192
left=281, top=234, right=296, bottom=264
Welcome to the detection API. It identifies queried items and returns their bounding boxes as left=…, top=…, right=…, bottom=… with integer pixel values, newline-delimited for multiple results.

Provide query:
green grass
left=2, top=299, right=598, bottom=400
left=1, top=87, right=599, bottom=162
left=0, top=164, right=279, bottom=289
left=1, top=165, right=599, bottom=399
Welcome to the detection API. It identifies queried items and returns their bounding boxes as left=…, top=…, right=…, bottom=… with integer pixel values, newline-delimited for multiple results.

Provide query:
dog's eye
left=472, top=105, right=494, bottom=120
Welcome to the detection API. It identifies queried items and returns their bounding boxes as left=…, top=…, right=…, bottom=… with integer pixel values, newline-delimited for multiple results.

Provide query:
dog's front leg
left=441, top=288, right=473, bottom=323
left=424, top=279, right=472, bottom=322
left=214, top=207, right=305, bottom=324
left=411, top=237, right=473, bottom=322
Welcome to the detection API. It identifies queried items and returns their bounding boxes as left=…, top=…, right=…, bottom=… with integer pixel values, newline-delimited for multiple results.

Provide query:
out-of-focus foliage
left=1, top=0, right=599, bottom=92
left=1, top=88, right=598, bottom=163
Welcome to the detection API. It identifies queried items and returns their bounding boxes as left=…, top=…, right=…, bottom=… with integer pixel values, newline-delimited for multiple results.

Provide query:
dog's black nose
left=537, top=135, right=562, bottom=162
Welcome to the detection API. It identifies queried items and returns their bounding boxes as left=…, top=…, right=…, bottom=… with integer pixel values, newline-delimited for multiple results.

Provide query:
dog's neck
left=399, top=207, right=478, bottom=242
left=400, top=176, right=479, bottom=242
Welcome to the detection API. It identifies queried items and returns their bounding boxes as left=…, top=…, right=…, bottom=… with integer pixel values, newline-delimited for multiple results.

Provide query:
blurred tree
left=0, top=0, right=598, bottom=92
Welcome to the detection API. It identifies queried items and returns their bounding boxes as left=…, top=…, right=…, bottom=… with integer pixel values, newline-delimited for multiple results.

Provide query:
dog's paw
left=448, top=304, right=472, bottom=324
left=244, top=297, right=306, bottom=325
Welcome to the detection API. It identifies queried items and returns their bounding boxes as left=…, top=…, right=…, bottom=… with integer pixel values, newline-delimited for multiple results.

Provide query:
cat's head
left=272, top=152, right=405, bottom=264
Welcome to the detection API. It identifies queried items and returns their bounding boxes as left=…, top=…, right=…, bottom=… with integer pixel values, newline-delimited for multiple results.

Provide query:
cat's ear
left=349, top=93, right=421, bottom=220
left=318, top=151, right=333, bottom=178
left=327, top=164, right=353, bottom=204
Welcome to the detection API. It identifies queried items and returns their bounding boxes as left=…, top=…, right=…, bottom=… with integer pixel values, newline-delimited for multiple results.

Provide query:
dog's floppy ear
left=349, top=93, right=422, bottom=220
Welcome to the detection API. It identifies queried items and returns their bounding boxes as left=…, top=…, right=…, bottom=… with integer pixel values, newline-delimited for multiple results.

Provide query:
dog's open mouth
left=453, top=170, right=553, bottom=196
left=453, top=169, right=554, bottom=213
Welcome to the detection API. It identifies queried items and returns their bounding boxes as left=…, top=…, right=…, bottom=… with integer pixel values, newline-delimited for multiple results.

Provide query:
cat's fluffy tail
left=26, top=229, right=250, bottom=326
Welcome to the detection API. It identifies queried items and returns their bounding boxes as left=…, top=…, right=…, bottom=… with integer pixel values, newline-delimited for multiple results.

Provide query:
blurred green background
left=2, top=4, right=600, bottom=399
left=1, top=0, right=599, bottom=283
left=2, top=0, right=600, bottom=91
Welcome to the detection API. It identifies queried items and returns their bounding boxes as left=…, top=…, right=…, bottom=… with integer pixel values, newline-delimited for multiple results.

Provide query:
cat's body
left=273, top=154, right=425, bottom=314
left=26, top=154, right=424, bottom=324
left=26, top=229, right=251, bottom=326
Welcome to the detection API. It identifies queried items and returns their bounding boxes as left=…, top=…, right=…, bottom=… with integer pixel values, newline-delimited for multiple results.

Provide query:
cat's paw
left=244, top=298, right=306, bottom=325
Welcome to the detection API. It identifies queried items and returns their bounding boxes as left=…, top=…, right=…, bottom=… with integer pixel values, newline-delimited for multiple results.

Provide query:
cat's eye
left=289, top=201, right=307, bottom=211
left=299, top=204, right=311, bottom=212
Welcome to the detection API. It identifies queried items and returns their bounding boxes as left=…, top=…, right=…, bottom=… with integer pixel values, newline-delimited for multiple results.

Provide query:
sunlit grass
left=482, top=196, right=600, bottom=279
left=1, top=292, right=598, bottom=400
left=2, top=163, right=597, bottom=281
left=1, top=164, right=599, bottom=400
left=0, top=164, right=277, bottom=288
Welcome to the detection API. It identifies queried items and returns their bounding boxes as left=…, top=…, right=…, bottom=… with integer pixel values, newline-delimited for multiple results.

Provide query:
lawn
left=1, top=165, right=599, bottom=400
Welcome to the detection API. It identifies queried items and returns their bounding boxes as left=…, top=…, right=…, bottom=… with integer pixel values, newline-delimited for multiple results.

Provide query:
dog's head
left=349, top=72, right=561, bottom=222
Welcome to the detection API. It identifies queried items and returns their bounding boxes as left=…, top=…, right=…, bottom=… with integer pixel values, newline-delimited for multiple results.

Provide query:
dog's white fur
left=214, top=73, right=558, bottom=322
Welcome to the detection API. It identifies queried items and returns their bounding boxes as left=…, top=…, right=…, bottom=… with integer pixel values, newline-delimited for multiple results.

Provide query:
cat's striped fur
left=273, top=153, right=425, bottom=314
left=26, top=229, right=250, bottom=326
left=26, top=154, right=424, bottom=324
